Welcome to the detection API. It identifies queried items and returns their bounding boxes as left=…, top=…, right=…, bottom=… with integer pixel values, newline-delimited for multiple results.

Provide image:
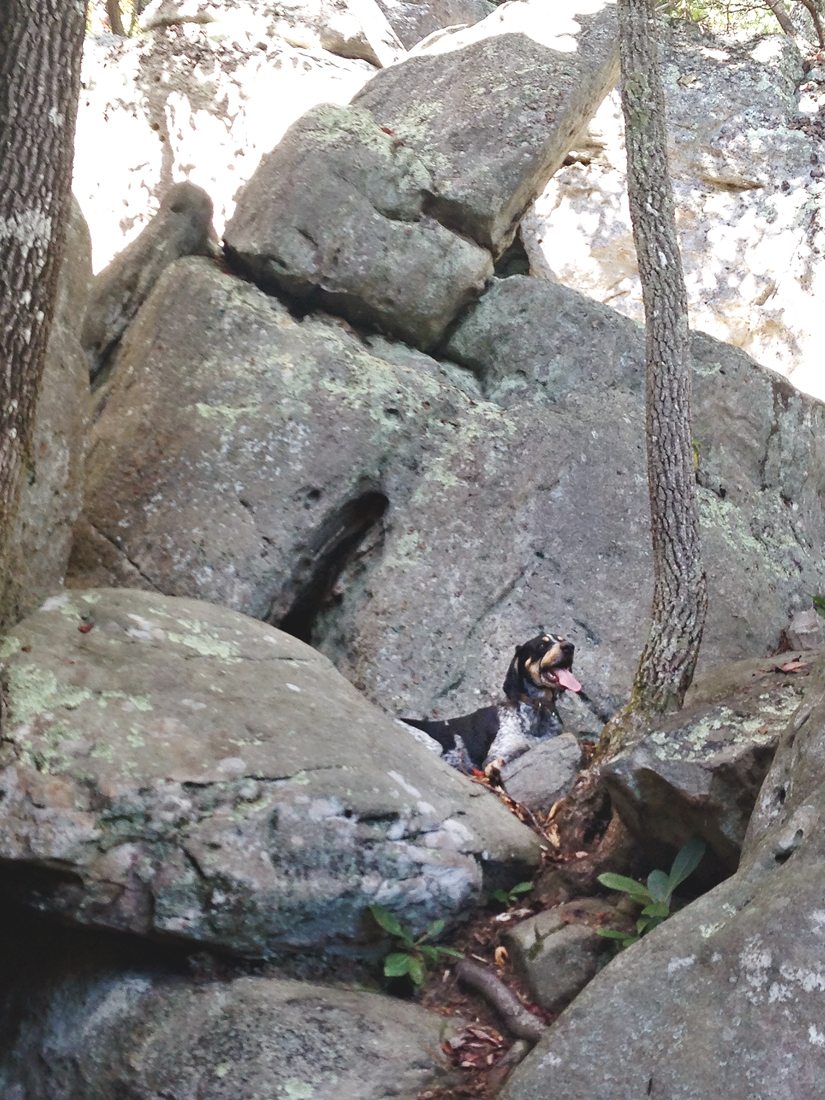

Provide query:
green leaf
left=408, top=955, right=426, bottom=988
left=509, top=882, right=534, bottom=895
left=427, top=918, right=445, bottom=938
left=597, top=873, right=652, bottom=903
left=384, top=952, right=411, bottom=977
left=667, top=837, right=706, bottom=892
left=490, top=888, right=509, bottom=905
left=597, top=928, right=633, bottom=940
left=646, top=869, right=670, bottom=903
left=370, top=905, right=405, bottom=938
left=813, top=595, right=825, bottom=617
left=641, top=901, right=670, bottom=918
left=436, top=946, right=464, bottom=959
left=419, top=945, right=440, bottom=961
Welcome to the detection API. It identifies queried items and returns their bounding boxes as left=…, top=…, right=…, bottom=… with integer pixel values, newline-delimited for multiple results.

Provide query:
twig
left=456, top=959, right=547, bottom=1044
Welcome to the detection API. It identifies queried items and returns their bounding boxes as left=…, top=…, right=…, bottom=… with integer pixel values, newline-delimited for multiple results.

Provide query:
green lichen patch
left=8, top=665, right=92, bottom=727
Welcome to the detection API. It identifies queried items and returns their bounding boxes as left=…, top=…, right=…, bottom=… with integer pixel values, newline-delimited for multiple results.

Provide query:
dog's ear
left=502, top=647, right=524, bottom=701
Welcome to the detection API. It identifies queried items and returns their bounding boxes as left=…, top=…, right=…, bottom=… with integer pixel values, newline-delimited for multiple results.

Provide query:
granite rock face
left=0, top=199, right=92, bottom=632
left=224, top=0, right=618, bottom=350
left=353, top=0, right=620, bottom=254
left=602, top=655, right=813, bottom=871
left=503, top=910, right=605, bottom=1014
left=376, top=0, right=494, bottom=48
left=71, top=263, right=825, bottom=730
left=223, top=103, right=493, bottom=350
left=0, top=588, right=539, bottom=953
left=0, top=963, right=463, bottom=1100
left=522, top=21, right=825, bottom=400
left=82, top=181, right=215, bottom=382
left=503, top=650, right=825, bottom=1100
left=500, top=734, right=583, bottom=817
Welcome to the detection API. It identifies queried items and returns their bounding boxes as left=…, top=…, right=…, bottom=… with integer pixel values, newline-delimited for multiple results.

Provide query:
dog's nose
left=561, top=641, right=575, bottom=659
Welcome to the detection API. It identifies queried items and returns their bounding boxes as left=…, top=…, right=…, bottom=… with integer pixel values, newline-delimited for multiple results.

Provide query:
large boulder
left=352, top=0, right=621, bottom=254
left=224, top=0, right=619, bottom=350
left=522, top=21, right=825, bottom=400
left=502, top=649, right=825, bottom=1100
left=376, top=0, right=494, bottom=49
left=82, top=181, right=215, bottom=382
left=223, top=103, right=493, bottom=351
left=0, top=199, right=92, bottom=632
left=0, top=931, right=463, bottom=1100
left=601, top=654, right=813, bottom=871
left=70, top=262, right=825, bottom=730
left=0, top=588, right=539, bottom=953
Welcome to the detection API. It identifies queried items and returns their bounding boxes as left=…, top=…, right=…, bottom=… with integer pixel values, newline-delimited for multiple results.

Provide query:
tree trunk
left=765, top=0, right=801, bottom=38
left=106, top=0, right=126, bottom=36
left=603, top=0, right=707, bottom=747
left=0, top=1, right=86, bottom=626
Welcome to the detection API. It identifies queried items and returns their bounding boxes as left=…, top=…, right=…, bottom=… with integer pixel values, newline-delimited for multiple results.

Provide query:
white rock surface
left=74, top=14, right=375, bottom=271
left=522, top=21, right=825, bottom=400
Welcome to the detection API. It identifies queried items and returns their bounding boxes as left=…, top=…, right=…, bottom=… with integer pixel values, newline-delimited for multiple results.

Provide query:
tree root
left=455, top=959, right=547, bottom=1044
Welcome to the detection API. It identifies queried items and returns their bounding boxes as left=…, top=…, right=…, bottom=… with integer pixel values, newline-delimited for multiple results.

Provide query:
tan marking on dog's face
left=523, top=640, right=568, bottom=689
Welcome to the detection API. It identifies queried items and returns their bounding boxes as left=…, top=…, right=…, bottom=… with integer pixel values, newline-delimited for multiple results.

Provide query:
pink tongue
left=555, top=668, right=582, bottom=693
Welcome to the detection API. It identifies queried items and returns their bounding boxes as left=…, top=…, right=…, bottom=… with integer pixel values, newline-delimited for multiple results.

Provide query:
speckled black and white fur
left=402, top=634, right=578, bottom=774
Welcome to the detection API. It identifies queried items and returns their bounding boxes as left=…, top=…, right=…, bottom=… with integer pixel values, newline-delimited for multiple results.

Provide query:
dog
left=402, top=634, right=581, bottom=773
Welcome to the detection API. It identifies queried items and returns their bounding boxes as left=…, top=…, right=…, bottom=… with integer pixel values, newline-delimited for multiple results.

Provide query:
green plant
left=369, top=904, right=463, bottom=988
left=596, top=837, right=706, bottom=949
left=490, top=881, right=533, bottom=909
left=812, top=595, right=825, bottom=617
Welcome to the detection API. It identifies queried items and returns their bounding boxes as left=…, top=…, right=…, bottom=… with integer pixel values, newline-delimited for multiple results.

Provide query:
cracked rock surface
left=70, top=261, right=825, bottom=731
left=0, top=588, right=539, bottom=953
left=602, top=654, right=813, bottom=871
left=0, top=926, right=464, bottom=1100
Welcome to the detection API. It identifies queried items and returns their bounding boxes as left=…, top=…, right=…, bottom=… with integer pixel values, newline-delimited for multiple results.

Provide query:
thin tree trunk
left=765, top=0, right=801, bottom=37
left=0, top=1, right=86, bottom=625
left=106, top=0, right=126, bottom=36
left=797, top=0, right=825, bottom=46
left=606, top=0, right=707, bottom=742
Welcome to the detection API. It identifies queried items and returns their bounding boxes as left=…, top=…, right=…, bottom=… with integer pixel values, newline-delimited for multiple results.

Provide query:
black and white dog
left=403, top=634, right=581, bottom=773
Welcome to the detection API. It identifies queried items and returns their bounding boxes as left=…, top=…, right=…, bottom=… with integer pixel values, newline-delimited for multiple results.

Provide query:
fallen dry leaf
left=779, top=658, right=807, bottom=673
left=494, top=946, right=508, bottom=968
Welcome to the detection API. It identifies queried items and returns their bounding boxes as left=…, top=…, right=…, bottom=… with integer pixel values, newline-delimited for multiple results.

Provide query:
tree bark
left=608, top=0, right=707, bottom=737
left=0, top=1, right=86, bottom=625
left=106, top=0, right=126, bottom=36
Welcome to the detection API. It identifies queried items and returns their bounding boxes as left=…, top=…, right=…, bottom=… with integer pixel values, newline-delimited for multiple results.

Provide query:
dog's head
left=502, top=634, right=581, bottom=703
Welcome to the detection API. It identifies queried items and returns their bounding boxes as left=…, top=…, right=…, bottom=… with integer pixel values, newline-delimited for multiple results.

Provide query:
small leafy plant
left=489, top=881, right=533, bottom=909
left=596, top=837, right=706, bottom=950
left=812, top=595, right=825, bottom=617
left=369, top=904, right=463, bottom=988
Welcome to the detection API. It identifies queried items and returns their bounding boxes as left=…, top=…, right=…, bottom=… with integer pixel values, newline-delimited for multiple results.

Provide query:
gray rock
left=376, top=0, right=494, bottom=49
left=0, top=588, right=540, bottom=952
left=502, top=649, right=825, bottom=1100
left=601, top=654, right=812, bottom=871
left=0, top=198, right=92, bottom=632
left=70, top=262, right=825, bottom=734
left=352, top=0, right=620, bottom=253
left=81, top=181, right=215, bottom=382
left=503, top=910, right=604, bottom=1013
left=0, top=965, right=463, bottom=1099
left=223, top=103, right=493, bottom=351
left=787, top=607, right=824, bottom=651
left=501, top=734, right=583, bottom=817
